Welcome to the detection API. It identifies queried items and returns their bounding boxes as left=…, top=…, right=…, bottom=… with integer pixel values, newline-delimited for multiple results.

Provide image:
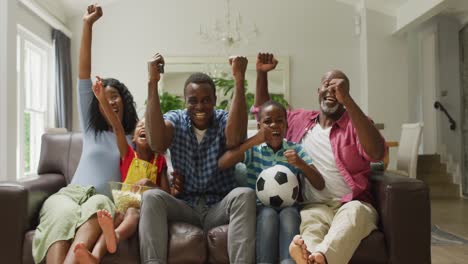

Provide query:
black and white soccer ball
left=256, top=165, right=299, bottom=208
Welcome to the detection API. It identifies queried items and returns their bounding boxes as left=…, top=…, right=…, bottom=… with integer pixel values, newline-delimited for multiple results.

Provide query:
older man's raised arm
left=254, top=53, right=278, bottom=108
left=328, top=78, right=385, bottom=160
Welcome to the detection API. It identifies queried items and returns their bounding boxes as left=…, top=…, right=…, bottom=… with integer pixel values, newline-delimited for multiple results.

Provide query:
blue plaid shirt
left=164, top=109, right=235, bottom=207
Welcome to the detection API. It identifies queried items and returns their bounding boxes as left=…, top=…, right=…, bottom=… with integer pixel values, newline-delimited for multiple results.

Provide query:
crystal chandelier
left=199, top=0, right=259, bottom=51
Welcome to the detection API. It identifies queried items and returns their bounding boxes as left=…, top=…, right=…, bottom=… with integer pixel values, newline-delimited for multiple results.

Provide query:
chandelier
left=199, top=0, right=259, bottom=51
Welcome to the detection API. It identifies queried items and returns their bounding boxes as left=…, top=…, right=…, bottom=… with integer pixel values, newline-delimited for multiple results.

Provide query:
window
left=17, top=25, right=54, bottom=178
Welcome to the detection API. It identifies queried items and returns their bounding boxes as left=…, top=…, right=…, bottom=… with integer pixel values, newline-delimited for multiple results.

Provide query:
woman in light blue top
left=32, top=4, right=138, bottom=263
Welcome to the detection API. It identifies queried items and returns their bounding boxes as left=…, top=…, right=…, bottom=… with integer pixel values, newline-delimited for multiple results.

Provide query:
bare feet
left=74, top=242, right=98, bottom=264
left=309, top=251, right=327, bottom=264
left=289, top=235, right=310, bottom=264
left=97, top=209, right=118, bottom=253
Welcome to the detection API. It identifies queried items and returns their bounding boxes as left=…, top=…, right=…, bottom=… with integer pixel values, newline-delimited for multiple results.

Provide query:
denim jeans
left=256, top=205, right=300, bottom=264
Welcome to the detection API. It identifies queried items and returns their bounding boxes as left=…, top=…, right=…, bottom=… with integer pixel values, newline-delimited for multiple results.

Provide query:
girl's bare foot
left=74, top=242, right=98, bottom=264
left=309, top=251, right=327, bottom=264
left=97, top=209, right=118, bottom=253
left=289, top=235, right=309, bottom=264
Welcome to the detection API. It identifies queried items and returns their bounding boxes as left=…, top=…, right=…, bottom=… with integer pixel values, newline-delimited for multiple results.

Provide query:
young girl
left=218, top=100, right=325, bottom=264
left=72, top=77, right=170, bottom=263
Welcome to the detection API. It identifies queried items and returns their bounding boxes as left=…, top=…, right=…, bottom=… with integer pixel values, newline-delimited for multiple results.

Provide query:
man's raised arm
left=145, top=53, right=174, bottom=153
left=225, top=56, right=248, bottom=149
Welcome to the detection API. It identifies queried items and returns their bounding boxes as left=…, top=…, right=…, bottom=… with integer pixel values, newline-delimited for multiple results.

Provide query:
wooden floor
left=431, top=198, right=468, bottom=264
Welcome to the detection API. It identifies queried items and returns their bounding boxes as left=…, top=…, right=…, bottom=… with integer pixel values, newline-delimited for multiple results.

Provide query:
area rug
left=431, top=225, right=468, bottom=245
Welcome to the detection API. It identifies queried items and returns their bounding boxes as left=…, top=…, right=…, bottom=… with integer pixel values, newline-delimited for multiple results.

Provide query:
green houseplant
left=159, top=91, right=184, bottom=114
left=155, top=77, right=289, bottom=117
left=213, top=77, right=289, bottom=119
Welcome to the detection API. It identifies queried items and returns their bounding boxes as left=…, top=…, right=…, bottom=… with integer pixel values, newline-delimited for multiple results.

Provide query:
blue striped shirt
left=244, top=140, right=312, bottom=189
left=164, top=109, right=235, bottom=207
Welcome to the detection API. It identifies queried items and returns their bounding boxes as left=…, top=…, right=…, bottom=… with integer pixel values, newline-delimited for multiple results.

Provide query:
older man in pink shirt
left=253, top=53, right=386, bottom=264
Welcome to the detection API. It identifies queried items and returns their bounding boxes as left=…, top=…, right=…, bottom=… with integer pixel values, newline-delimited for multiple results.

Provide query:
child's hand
left=134, top=178, right=156, bottom=188
left=170, top=170, right=184, bottom=196
left=255, top=126, right=272, bottom=145
left=92, top=76, right=106, bottom=102
left=284, top=149, right=304, bottom=168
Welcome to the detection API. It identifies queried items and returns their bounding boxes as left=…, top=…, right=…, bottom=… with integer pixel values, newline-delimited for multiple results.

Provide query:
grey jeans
left=139, top=187, right=256, bottom=264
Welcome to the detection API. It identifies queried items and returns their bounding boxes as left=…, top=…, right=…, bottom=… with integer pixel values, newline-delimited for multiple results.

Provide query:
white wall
left=67, top=0, right=362, bottom=131
left=407, top=30, right=422, bottom=124
left=1, top=0, right=414, bottom=180
left=66, top=1, right=412, bottom=172
left=17, top=2, right=54, bottom=44
left=0, top=1, right=17, bottom=181
left=366, top=9, right=409, bottom=169
left=0, top=0, right=6, bottom=181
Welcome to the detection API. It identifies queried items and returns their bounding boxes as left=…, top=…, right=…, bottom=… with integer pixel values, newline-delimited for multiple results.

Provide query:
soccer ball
left=256, top=165, right=299, bottom=208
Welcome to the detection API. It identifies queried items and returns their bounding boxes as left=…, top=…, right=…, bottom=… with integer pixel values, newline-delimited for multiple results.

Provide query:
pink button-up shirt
left=286, top=109, right=386, bottom=204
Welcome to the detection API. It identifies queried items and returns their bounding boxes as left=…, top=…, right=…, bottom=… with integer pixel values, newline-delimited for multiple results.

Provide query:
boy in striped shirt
left=218, top=100, right=324, bottom=264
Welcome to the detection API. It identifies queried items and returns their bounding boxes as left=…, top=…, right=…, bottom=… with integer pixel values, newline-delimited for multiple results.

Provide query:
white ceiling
left=335, top=0, right=410, bottom=16
left=61, top=0, right=120, bottom=16
left=35, top=0, right=468, bottom=27
left=43, top=0, right=411, bottom=20
left=442, top=0, right=468, bottom=24
left=36, top=0, right=120, bottom=20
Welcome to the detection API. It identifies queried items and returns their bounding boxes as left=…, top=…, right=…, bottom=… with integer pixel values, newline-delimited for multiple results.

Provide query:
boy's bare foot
left=74, top=242, right=98, bottom=264
left=309, top=251, right=327, bottom=264
left=97, top=209, right=118, bottom=253
left=289, top=235, right=310, bottom=264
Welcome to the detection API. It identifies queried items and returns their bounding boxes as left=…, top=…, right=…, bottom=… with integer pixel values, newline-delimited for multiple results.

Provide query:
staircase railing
left=434, top=101, right=456, bottom=130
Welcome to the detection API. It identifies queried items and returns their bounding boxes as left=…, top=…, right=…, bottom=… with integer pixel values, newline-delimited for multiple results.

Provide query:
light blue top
left=70, top=79, right=130, bottom=197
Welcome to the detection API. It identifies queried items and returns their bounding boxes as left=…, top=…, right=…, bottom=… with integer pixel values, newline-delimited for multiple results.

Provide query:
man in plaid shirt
left=140, top=53, right=256, bottom=264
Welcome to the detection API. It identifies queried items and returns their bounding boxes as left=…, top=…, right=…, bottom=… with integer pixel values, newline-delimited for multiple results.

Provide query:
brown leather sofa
left=0, top=132, right=431, bottom=264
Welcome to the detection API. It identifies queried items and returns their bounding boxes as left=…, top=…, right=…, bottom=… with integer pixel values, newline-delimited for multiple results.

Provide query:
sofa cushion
left=22, top=230, right=34, bottom=264
left=102, top=232, right=140, bottom=263
left=207, top=224, right=229, bottom=264
left=22, top=230, right=140, bottom=264
left=23, top=222, right=207, bottom=264
left=168, top=222, right=207, bottom=264
left=207, top=226, right=388, bottom=264
left=37, top=133, right=83, bottom=184
left=349, top=230, right=388, bottom=264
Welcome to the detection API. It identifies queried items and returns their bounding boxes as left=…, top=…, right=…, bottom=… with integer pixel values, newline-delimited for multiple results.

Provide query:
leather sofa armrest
left=0, top=182, right=28, bottom=264
left=20, top=173, right=67, bottom=228
left=370, top=171, right=431, bottom=264
left=0, top=174, right=66, bottom=264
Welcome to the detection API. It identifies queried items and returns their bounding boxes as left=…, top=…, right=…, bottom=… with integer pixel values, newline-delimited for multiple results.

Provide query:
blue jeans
left=256, top=205, right=300, bottom=264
